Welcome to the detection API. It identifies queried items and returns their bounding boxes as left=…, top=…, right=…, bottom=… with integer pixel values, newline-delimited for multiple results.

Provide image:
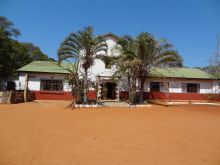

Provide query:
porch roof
left=149, top=67, right=215, bottom=80
left=17, top=61, right=72, bottom=74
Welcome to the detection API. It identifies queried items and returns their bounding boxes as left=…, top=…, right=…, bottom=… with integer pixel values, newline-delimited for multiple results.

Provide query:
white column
left=97, top=84, right=102, bottom=99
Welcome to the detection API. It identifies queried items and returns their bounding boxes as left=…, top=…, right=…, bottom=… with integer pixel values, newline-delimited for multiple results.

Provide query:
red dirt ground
left=0, top=101, right=220, bottom=165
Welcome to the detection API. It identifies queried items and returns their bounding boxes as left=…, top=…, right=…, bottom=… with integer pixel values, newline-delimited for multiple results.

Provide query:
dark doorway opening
left=101, top=82, right=116, bottom=100
left=106, top=82, right=116, bottom=99
left=6, top=81, right=16, bottom=91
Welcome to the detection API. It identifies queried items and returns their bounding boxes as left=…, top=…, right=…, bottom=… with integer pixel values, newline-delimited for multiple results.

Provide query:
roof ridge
left=101, top=33, right=120, bottom=40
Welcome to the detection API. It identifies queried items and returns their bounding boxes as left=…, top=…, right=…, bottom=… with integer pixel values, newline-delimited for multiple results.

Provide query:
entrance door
left=106, top=82, right=116, bottom=99
left=101, top=82, right=116, bottom=100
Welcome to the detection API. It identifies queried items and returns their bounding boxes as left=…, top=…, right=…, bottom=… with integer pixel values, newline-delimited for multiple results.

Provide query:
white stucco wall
left=168, top=79, right=214, bottom=94
left=137, top=78, right=220, bottom=94
left=18, top=73, right=71, bottom=92
left=16, top=71, right=218, bottom=94
left=89, top=36, right=120, bottom=80
left=212, top=80, right=220, bottom=93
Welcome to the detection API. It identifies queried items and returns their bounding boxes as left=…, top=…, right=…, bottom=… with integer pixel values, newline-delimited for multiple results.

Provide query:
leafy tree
left=10, top=41, right=32, bottom=74
left=64, top=62, right=84, bottom=106
left=210, top=35, right=220, bottom=66
left=58, top=26, right=107, bottom=103
left=0, top=16, right=20, bottom=77
left=0, top=16, right=20, bottom=38
left=207, top=35, right=220, bottom=78
left=116, top=33, right=183, bottom=103
left=135, top=33, right=183, bottom=103
left=0, top=16, right=55, bottom=78
left=22, top=42, right=55, bottom=61
left=199, top=66, right=220, bottom=79
left=114, top=35, right=139, bottom=103
left=198, top=35, right=220, bottom=79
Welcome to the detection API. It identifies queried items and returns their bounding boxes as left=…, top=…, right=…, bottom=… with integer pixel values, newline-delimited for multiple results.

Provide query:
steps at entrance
left=99, top=101, right=129, bottom=107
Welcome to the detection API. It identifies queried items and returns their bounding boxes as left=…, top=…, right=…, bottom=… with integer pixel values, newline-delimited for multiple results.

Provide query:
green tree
left=22, top=42, right=55, bottom=61
left=199, top=35, right=220, bottom=79
left=58, top=26, right=107, bottom=103
left=0, top=16, right=55, bottom=78
left=115, top=35, right=139, bottom=103
left=0, top=16, right=20, bottom=77
left=64, top=62, right=83, bottom=105
left=0, top=16, right=20, bottom=38
left=117, top=33, right=183, bottom=103
left=207, top=35, right=220, bottom=78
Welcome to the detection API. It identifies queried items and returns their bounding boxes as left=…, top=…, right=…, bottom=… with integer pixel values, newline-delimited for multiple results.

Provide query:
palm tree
left=58, top=26, right=108, bottom=103
left=117, top=33, right=183, bottom=103
left=115, top=35, right=139, bottom=103
left=136, top=33, right=183, bottom=103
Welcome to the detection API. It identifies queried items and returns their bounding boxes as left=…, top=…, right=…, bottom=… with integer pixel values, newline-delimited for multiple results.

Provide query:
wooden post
left=167, top=82, right=170, bottom=102
left=7, top=90, right=12, bottom=104
left=24, top=73, right=28, bottom=102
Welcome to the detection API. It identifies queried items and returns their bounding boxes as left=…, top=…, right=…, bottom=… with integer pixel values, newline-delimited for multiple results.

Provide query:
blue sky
left=1, top=0, right=220, bottom=67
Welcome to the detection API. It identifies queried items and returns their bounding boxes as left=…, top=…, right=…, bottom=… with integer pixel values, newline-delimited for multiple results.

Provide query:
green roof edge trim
left=17, top=61, right=73, bottom=74
left=17, top=61, right=216, bottom=80
left=149, top=67, right=215, bottom=80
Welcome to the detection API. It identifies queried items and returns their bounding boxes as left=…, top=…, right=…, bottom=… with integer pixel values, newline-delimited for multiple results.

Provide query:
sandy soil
left=0, top=101, right=220, bottom=165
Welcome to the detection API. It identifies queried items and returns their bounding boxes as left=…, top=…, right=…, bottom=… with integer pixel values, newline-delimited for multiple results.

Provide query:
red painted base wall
left=120, top=91, right=220, bottom=101
left=147, top=92, right=220, bottom=101
left=33, top=90, right=220, bottom=101
left=120, top=91, right=129, bottom=100
left=33, top=91, right=97, bottom=100
left=34, top=91, right=74, bottom=100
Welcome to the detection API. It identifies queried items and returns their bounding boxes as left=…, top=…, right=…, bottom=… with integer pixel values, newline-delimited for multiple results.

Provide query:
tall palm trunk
left=127, top=73, right=132, bottom=103
left=131, top=73, right=136, bottom=104
left=84, top=68, right=88, bottom=103
left=140, top=76, right=145, bottom=104
left=75, top=74, right=80, bottom=103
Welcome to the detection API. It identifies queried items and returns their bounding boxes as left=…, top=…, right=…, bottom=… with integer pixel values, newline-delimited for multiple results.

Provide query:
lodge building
left=1, top=33, right=219, bottom=101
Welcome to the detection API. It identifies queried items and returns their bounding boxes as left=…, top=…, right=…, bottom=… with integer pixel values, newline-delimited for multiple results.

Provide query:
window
left=40, top=80, right=63, bottom=92
left=150, top=82, right=162, bottom=92
left=182, top=83, right=200, bottom=93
